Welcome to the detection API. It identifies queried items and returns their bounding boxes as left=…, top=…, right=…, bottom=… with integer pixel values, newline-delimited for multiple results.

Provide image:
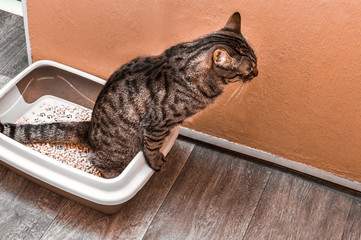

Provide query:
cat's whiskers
left=225, top=83, right=244, bottom=104
left=235, top=82, right=249, bottom=101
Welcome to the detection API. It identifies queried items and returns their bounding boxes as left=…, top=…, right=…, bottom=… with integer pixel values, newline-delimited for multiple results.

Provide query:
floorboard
left=0, top=166, right=28, bottom=207
left=0, top=167, right=65, bottom=240
left=143, top=144, right=272, bottom=240
left=2, top=182, right=66, bottom=240
left=342, top=199, right=361, bottom=240
left=0, top=10, right=28, bottom=78
left=243, top=170, right=354, bottom=240
left=40, top=139, right=195, bottom=240
left=0, top=74, right=11, bottom=89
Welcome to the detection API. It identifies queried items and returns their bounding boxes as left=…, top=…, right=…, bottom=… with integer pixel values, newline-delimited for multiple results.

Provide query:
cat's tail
left=0, top=121, right=91, bottom=146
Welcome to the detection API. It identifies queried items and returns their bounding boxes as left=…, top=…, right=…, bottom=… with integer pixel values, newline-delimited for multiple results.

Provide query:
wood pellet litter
left=16, top=98, right=102, bottom=177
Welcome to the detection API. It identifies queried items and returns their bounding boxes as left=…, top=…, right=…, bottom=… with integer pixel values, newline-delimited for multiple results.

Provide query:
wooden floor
left=1, top=10, right=361, bottom=240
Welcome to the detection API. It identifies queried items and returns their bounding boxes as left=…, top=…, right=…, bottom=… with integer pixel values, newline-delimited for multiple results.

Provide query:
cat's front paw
left=144, top=152, right=166, bottom=172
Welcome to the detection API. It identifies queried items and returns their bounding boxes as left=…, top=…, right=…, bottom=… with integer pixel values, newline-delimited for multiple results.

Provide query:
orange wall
left=27, top=0, right=361, bottom=182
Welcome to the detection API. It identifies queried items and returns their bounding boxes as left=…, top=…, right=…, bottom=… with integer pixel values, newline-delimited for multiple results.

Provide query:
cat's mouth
left=228, top=73, right=255, bottom=83
left=224, top=67, right=258, bottom=83
left=243, top=74, right=255, bottom=82
left=241, top=67, right=258, bottom=83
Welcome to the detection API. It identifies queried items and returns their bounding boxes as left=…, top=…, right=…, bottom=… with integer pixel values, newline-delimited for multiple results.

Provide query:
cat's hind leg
left=87, top=151, right=127, bottom=179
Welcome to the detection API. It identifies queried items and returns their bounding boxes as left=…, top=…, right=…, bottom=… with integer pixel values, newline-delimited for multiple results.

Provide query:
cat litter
left=0, top=60, right=179, bottom=213
left=15, top=99, right=102, bottom=177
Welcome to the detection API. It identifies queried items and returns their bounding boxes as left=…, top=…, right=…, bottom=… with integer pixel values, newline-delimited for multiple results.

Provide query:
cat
left=0, top=12, right=258, bottom=178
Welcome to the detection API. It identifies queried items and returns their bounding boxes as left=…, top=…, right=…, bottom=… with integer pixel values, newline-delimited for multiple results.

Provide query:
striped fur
left=0, top=122, right=90, bottom=145
left=0, top=12, right=258, bottom=178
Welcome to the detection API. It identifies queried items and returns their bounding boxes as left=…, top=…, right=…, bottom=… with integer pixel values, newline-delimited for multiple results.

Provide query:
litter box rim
left=0, top=60, right=179, bottom=207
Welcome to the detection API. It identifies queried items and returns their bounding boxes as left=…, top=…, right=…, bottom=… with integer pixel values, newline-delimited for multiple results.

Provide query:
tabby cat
left=0, top=12, right=258, bottom=178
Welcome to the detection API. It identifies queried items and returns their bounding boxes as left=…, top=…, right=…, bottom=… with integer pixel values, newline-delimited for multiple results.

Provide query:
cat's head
left=212, top=12, right=258, bottom=83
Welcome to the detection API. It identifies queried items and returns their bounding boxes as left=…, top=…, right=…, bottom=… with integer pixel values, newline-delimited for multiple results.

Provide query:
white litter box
left=0, top=60, right=179, bottom=214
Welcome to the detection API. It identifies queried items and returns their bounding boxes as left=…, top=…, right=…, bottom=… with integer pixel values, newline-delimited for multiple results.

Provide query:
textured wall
left=27, top=0, right=361, bottom=182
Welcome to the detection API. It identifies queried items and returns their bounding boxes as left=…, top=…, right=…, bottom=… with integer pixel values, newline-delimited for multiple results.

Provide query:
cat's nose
left=252, top=67, right=258, bottom=77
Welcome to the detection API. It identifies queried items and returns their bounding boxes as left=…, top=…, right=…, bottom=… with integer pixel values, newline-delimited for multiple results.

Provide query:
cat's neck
left=183, top=51, right=226, bottom=99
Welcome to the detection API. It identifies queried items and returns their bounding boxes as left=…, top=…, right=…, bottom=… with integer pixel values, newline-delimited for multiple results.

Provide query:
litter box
left=0, top=60, right=179, bottom=214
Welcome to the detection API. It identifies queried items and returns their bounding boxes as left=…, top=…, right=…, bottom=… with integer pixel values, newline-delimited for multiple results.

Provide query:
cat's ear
left=224, top=12, right=241, bottom=34
left=213, top=49, right=234, bottom=69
